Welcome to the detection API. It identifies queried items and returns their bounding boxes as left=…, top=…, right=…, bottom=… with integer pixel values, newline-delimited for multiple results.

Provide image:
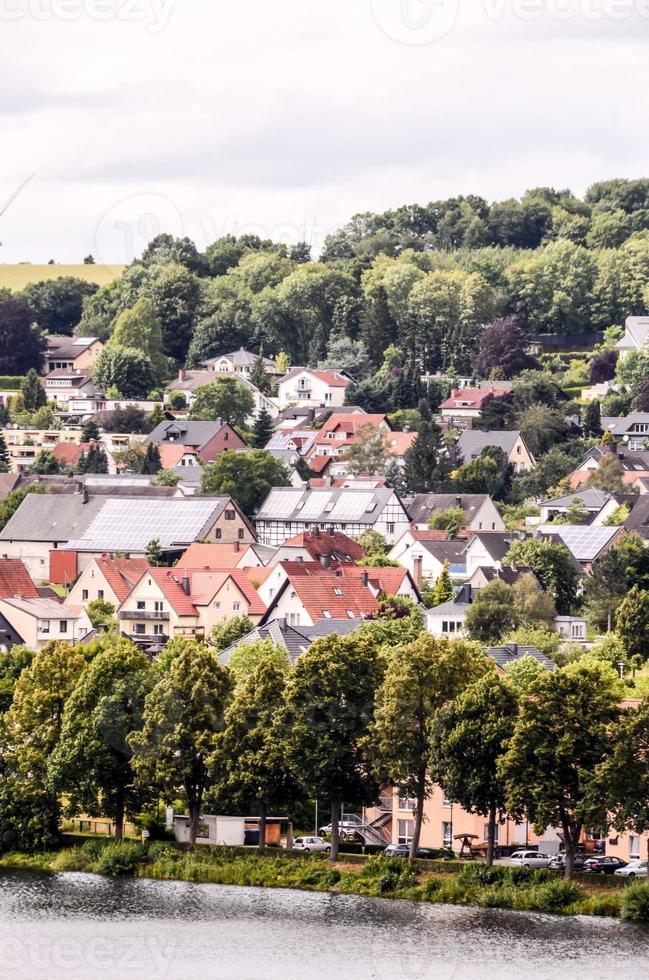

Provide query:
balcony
left=119, top=610, right=170, bottom=622
left=130, top=634, right=168, bottom=645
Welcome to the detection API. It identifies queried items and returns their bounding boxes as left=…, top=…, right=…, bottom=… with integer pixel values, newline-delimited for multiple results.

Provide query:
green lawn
left=0, top=264, right=124, bottom=290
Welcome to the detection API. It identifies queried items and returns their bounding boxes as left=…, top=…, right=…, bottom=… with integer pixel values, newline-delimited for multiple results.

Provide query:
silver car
left=509, top=850, right=552, bottom=868
left=293, top=836, right=331, bottom=854
left=615, top=859, right=648, bottom=879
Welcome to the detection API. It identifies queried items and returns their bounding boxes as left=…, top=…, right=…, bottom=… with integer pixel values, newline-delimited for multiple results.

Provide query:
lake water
left=0, top=870, right=648, bottom=980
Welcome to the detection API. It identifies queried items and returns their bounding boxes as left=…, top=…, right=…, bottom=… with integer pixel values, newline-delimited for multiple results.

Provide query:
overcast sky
left=1, top=0, right=648, bottom=264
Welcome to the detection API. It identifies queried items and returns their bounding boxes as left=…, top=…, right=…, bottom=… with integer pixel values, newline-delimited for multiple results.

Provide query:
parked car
left=615, top=860, right=648, bottom=879
left=293, top=836, right=331, bottom=854
left=583, top=856, right=628, bottom=875
left=319, top=813, right=363, bottom=838
left=509, top=850, right=552, bottom=868
left=548, top=854, right=586, bottom=871
left=384, top=844, right=432, bottom=859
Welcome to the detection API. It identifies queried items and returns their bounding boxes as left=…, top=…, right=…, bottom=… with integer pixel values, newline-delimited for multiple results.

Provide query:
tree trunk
left=189, top=800, right=201, bottom=846
left=486, top=803, right=497, bottom=867
left=114, top=791, right=125, bottom=842
left=258, top=801, right=267, bottom=857
left=561, top=816, right=582, bottom=880
left=410, top=789, right=425, bottom=863
left=329, top=800, right=340, bottom=862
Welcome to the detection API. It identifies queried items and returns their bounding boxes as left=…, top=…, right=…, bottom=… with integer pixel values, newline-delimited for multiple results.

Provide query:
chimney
left=234, top=540, right=240, bottom=553
left=413, top=556, right=423, bottom=592
left=82, top=487, right=89, bottom=504
left=361, top=570, right=369, bottom=587
left=315, top=527, right=321, bottom=538
left=277, top=617, right=287, bottom=632
left=328, top=527, right=334, bottom=537
left=320, top=555, right=330, bottom=570
left=181, top=572, right=190, bottom=596
left=178, top=368, right=186, bottom=382
left=451, top=388, right=459, bottom=398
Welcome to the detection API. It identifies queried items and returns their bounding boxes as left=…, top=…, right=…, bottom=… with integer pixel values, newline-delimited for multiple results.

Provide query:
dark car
left=548, top=854, right=586, bottom=871
left=384, top=844, right=432, bottom=859
left=583, top=856, right=628, bottom=875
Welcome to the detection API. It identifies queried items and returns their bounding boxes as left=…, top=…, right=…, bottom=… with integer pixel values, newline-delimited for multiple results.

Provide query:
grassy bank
left=1, top=842, right=647, bottom=923
left=0, top=264, right=123, bottom=290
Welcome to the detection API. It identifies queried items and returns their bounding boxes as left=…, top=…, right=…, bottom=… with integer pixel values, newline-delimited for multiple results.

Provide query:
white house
left=426, top=586, right=472, bottom=638
left=615, top=317, right=649, bottom=361
left=406, top=494, right=505, bottom=533
left=277, top=369, right=353, bottom=410
left=456, top=430, right=536, bottom=473
left=255, top=487, right=410, bottom=546
left=202, top=349, right=280, bottom=379
left=388, top=531, right=468, bottom=589
left=464, top=533, right=516, bottom=577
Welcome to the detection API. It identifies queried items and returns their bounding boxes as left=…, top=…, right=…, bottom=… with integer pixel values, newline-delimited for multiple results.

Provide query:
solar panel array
left=65, top=498, right=223, bottom=552
left=550, top=525, right=619, bottom=561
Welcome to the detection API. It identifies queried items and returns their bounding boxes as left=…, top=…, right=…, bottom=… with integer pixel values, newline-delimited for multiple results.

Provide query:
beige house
left=456, top=430, right=536, bottom=473
left=0, top=597, right=91, bottom=650
left=277, top=369, right=352, bottom=410
left=43, top=336, right=104, bottom=374
left=67, top=556, right=151, bottom=610
left=116, top=567, right=266, bottom=645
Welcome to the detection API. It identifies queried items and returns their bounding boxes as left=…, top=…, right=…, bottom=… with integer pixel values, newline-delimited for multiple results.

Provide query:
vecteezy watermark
left=370, top=0, right=460, bottom=44
left=0, top=0, right=175, bottom=33
left=95, top=192, right=184, bottom=266
left=371, top=0, right=649, bottom=44
left=0, top=934, right=175, bottom=977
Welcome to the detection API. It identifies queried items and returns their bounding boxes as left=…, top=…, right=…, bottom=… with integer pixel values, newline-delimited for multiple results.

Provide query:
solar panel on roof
left=300, top=493, right=332, bottom=520
left=66, top=498, right=222, bottom=551
left=331, top=493, right=374, bottom=521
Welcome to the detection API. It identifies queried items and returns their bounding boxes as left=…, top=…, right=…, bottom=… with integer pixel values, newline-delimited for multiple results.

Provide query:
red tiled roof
left=145, top=566, right=267, bottom=617
left=440, top=387, right=511, bottom=411
left=53, top=442, right=91, bottom=466
left=146, top=568, right=198, bottom=616
left=282, top=530, right=365, bottom=563
left=158, top=444, right=197, bottom=469
left=385, top=432, right=416, bottom=456
left=365, top=566, right=411, bottom=595
left=95, top=556, right=151, bottom=603
left=0, top=558, right=39, bottom=599
left=310, top=371, right=352, bottom=388
left=307, top=456, right=333, bottom=474
left=285, top=571, right=378, bottom=621
left=178, top=543, right=253, bottom=569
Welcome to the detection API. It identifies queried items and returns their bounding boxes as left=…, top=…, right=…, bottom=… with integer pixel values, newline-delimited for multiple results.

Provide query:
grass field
left=0, top=264, right=124, bottom=290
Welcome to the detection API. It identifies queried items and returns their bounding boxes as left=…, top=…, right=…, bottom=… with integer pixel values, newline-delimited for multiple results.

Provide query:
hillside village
left=3, top=195, right=649, bottom=873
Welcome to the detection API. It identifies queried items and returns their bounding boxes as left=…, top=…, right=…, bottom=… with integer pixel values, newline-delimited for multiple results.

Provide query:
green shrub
left=530, top=868, right=554, bottom=885
left=81, top=839, right=108, bottom=858
left=51, top=848, right=96, bottom=873
left=476, top=884, right=517, bottom=909
left=523, top=879, right=583, bottom=914
left=577, top=893, right=621, bottom=918
left=147, top=842, right=181, bottom=863
left=621, top=882, right=649, bottom=922
left=458, top=863, right=508, bottom=887
left=509, top=866, right=534, bottom=886
left=96, top=842, right=146, bottom=877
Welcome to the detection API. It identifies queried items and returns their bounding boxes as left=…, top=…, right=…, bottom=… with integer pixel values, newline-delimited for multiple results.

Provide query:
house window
left=630, top=835, right=641, bottom=859
left=137, top=601, right=146, bottom=611
left=233, top=602, right=241, bottom=612
left=484, top=822, right=500, bottom=845
left=443, top=794, right=452, bottom=808
left=225, top=510, right=235, bottom=520
left=98, top=590, right=104, bottom=600
left=154, top=601, right=163, bottom=613
left=153, top=625, right=164, bottom=636
left=398, top=796, right=415, bottom=811
left=215, top=529, right=222, bottom=539
left=398, top=819, right=414, bottom=844
left=213, top=601, right=221, bottom=610
left=288, top=613, right=300, bottom=626
left=134, top=624, right=146, bottom=635
left=442, top=822, right=453, bottom=848
left=387, top=523, right=395, bottom=535
left=59, top=621, right=68, bottom=634
left=82, top=589, right=89, bottom=601
left=238, top=528, right=244, bottom=539
left=224, top=432, right=229, bottom=441
left=323, top=610, right=332, bottom=619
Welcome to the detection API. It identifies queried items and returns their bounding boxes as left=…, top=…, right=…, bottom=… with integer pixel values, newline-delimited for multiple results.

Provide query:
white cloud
left=0, top=0, right=648, bottom=261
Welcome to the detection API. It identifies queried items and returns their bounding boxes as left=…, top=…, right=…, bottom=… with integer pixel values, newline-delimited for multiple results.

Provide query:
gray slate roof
left=539, top=525, right=620, bottom=562
left=220, top=616, right=364, bottom=665
left=468, top=533, right=515, bottom=562
left=146, top=420, right=228, bottom=448
left=487, top=644, right=556, bottom=671
left=406, top=494, right=490, bottom=525
left=602, top=413, right=649, bottom=436
left=0, top=493, right=104, bottom=543
left=540, top=488, right=611, bottom=510
left=456, top=430, right=522, bottom=462
left=203, top=349, right=277, bottom=369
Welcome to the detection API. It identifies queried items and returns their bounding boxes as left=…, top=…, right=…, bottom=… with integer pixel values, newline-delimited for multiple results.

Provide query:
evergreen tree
left=251, top=408, right=274, bottom=449
left=432, top=560, right=454, bottom=605
left=582, top=400, right=602, bottom=437
left=146, top=538, right=163, bottom=566
left=81, top=419, right=100, bottom=442
left=149, top=403, right=165, bottom=427
left=403, top=420, right=446, bottom=493
left=84, top=446, right=108, bottom=474
left=0, top=432, right=10, bottom=473
left=75, top=451, right=88, bottom=476
left=360, top=287, right=398, bottom=367
left=140, top=442, right=162, bottom=475
left=29, top=450, right=60, bottom=475
left=384, top=458, right=407, bottom=495
left=20, top=369, right=46, bottom=411
left=249, top=354, right=271, bottom=394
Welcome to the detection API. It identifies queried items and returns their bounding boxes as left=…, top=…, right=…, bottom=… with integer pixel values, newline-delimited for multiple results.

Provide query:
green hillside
left=0, top=264, right=124, bottom=291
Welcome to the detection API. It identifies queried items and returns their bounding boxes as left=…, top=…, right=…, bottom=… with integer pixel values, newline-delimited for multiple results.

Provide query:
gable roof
left=624, top=496, right=649, bottom=531
left=467, top=532, right=515, bottom=562
left=406, top=493, right=491, bottom=525
left=256, top=487, right=403, bottom=526
left=0, top=493, right=105, bottom=543
left=439, top=386, right=511, bottom=411
left=158, top=444, right=198, bottom=470
left=414, top=539, right=469, bottom=563
left=540, top=487, right=611, bottom=510
left=219, top=615, right=363, bottom=665
left=280, top=368, right=352, bottom=388
left=93, top=556, right=151, bottom=603
left=487, top=643, right=556, bottom=672
left=457, top=430, right=527, bottom=462
left=602, top=413, right=649, bottom=436
left=178, top=542, right=256, bottom=568
left=143, top=566, right=266, bottom=617
left=0, top=596, right=72, bottom=619
left=539, top=525, right=621, bottom=562
left=203, top=349, right=277, bottom=369
left=44, top=336, right=100, bottom=359
left=64, top=497, right=235, bottom=553
left=280, top=530, right=365, bottom=563
left=0, top=472, right=21, bottom=502
left=146, top=420, right=231, bottom=449
left=0, top=558, right=39, bottom=598
left=265, top=563, right=379, bottom=622
left=616, top=317, right=649, bottom=352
